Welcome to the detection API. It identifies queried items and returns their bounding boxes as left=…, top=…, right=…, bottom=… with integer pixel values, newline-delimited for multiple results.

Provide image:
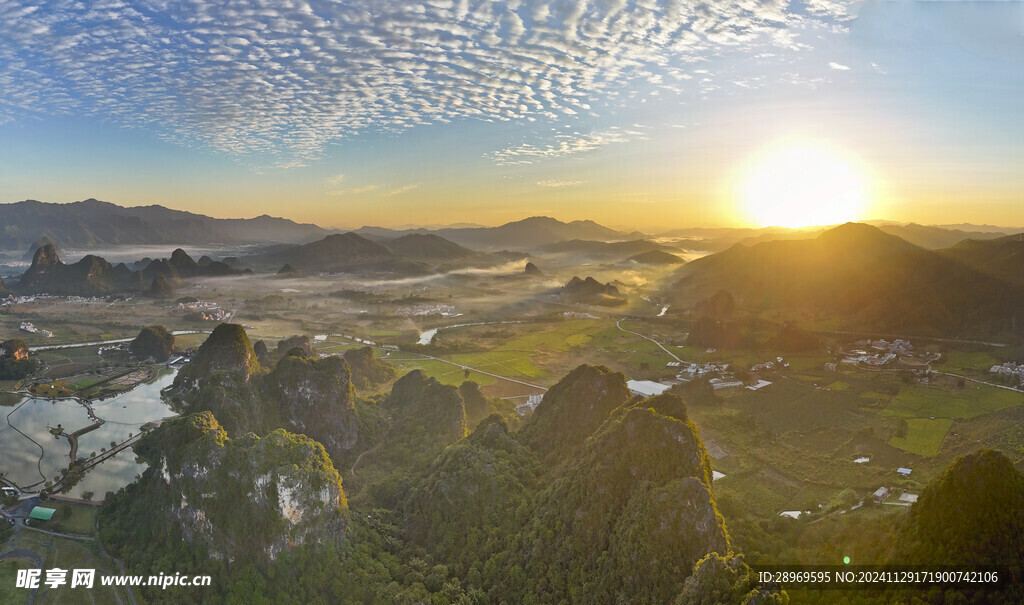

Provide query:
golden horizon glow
left=740, top=139, right=873, bottom=229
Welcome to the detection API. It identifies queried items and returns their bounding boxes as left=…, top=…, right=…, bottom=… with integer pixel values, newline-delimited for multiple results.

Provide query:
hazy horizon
left=4, top=197, right=1024, bottom=236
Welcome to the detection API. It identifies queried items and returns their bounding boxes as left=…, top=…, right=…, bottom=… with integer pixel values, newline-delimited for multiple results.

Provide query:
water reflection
left=0, top=369, right=177, bottom=496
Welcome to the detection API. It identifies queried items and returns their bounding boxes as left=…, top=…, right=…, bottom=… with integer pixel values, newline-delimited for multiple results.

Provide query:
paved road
left=935, top=371, right=1024, bottom=394
left=411, top=352, right=549, bottom=392
left=810, top=329, right=1009, bottom=348
left=616, top=319, right=684, bottom=363
left=30, top=330, right=205, bottom=352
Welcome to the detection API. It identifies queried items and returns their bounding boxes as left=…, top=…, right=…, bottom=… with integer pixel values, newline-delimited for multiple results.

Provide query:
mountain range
left=0, top=199, right=332, bottom=249
left=355, top=216, right=625, bottom=250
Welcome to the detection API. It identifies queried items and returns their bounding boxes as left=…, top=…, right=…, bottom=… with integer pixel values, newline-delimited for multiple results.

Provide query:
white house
left=627, top=380, right=670, bottom=397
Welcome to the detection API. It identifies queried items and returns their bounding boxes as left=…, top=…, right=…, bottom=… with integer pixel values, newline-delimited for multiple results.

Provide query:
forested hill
left=668, top=222, right=1024, bottom=340
left=98, top=343, right=777, bottom=603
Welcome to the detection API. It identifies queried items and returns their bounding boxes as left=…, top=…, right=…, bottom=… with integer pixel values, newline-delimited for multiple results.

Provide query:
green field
left=0, top=559, right=30, bottom=605
left=937, top=350, right=1000, bottom=373
left=882, top=383, right=1022, bottom=420
left=40, top=501, right=97, bottom=536
left=889, top=418, right=954, bottom=456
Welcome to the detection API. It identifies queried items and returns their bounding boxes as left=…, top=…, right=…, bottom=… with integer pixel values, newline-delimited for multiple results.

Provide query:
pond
left=0, top=398, right=93, bottom=487
left=0, top=369, right=177, bottom=496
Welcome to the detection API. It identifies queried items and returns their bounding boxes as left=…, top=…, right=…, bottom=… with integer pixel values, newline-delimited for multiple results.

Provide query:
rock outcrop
left=262, top=355, right=359, bottom=456
left=129, top=325, right=175, bottom=362
left=106, top=412, right=346, bottom=562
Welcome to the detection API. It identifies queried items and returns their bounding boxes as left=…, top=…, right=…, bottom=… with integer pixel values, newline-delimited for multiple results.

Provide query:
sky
left=0, top=0, right=1021, bottom=231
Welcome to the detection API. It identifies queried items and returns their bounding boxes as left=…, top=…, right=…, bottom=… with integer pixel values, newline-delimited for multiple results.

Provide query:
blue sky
left=0, top=0, right=1020, bottom=230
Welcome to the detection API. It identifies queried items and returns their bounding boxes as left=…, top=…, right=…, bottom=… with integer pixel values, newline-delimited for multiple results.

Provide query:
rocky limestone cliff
left=262, top=355, right=359, bottom=456
left=121, top=412, right=346, bottom=562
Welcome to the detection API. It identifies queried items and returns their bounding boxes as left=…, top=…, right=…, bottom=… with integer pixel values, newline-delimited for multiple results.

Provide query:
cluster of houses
left=838, top=339, right=915, bottom=368
left=751, top=356, right=789, bottom=371
left=19, top=321, right=53, bottom=338
left=177, top=300, right=230, bottom=321
left=515, top=393, right=545, bottom=416
left=341, top=334, right=378, bottom=347
left=672, top=361, right=729, bottom=380
left=3, top=294, right=116, bottom=306
left=988, top=362, right=1024, bottom=382
left=396, top=304, right=460, bottom=317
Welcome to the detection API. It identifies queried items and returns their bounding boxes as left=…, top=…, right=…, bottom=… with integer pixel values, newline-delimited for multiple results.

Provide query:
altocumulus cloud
left=0, top=0, right=853, bottom=167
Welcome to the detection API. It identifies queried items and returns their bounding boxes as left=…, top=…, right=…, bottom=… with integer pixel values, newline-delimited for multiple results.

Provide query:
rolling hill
left=667, top=222, right=1024, bottom=339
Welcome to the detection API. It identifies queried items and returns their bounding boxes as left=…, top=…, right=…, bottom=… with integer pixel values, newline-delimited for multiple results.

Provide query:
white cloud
left=828, top=61, right=850, bottom=70
left=326, top=173, right=345, bottom=186
left=0, top=0, right=856, bottom=166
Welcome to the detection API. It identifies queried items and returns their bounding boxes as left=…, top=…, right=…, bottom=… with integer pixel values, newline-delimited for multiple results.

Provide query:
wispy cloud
left=537, top=179, right=586, bottom=187
left=326, top=173, right=346, bottom=186
left=382, top=184, right=420, bottom=197
left=0, top=0, right=855, bottom=167
left=829, top=62, right=851, bottom=71
left=487, top=126, right=648, bottom=166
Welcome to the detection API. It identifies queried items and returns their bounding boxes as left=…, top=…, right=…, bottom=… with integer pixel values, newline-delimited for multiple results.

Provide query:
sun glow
left=741, top=140, right=872, bottom=228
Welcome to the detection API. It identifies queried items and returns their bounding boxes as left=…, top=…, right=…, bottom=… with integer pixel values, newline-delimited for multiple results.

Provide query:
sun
left=740, top=140, right=872, bottom=228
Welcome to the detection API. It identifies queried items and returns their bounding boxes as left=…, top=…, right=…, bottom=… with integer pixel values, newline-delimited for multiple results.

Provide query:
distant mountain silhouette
left=668, top=222, right=1024, bottom=339
left=628, top=249, right=684, bottom=264
left=248, top=232, right=520, bottom=275
left=356, top=216, right=623, bottom=250
left=20, top=244, right=123, bottom=295
left=938, top=233, right=1024, bottom=286
left=878, top=222, right=1016, bottom=249
left=559, top=276, right=627, bottom=307
left=381, top=233, right=475, bottom=260
left=541, top=238, right=674, bottom=257
left=249, top=233, right=407, bottom=274
left=0, top=199, right=332, bottom=250
left=17, top=244, right=242, bottom=296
